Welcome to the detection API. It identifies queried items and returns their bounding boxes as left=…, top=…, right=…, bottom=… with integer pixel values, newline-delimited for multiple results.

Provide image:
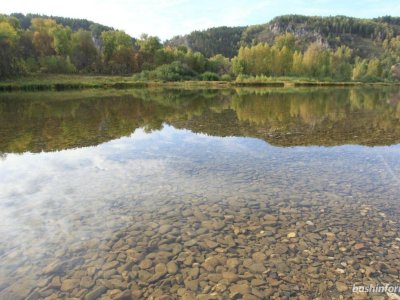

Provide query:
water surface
left=0, top=87, right=399, bottom=299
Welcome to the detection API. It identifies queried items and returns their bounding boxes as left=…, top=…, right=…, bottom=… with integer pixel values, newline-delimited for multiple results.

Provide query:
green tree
left=278, top=46, right=293, bottom=76
left=185, top=51, right=206, bottom=73
left=101, top=30, right=133, bottom=61
left=0, top=18, right=24, bottom=78
left=292, top=51, right=303, bottom=76
left=303, top=43, right=330, bottom=78
left=137, top=34, right=162, bottom=54
left=71, top=30, right=99, bottom=72
left=208, top=54, right=231, bottom=75
left=30, top=18, right=57, bottom=56
left=366, top=58, right=381, bottom=79
left=51, top=25, right=72, bottom=56
left=330, top=46, right=352, bottom=80
left=274, top=33, right=296, bottom=51
left=352, top=58, right=368, bottom=81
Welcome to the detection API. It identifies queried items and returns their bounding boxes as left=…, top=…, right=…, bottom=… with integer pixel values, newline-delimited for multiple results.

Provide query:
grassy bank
left=0, top=75, right=397, bottom=92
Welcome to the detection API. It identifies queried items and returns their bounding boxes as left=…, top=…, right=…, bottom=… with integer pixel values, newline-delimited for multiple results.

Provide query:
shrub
left=39, top=56, right=76, bottom=74
left=200, top=71, right=220, bottom=81
left=220, top=74, right=232, bottom=81
left=135, top=61, right=197, bottom=81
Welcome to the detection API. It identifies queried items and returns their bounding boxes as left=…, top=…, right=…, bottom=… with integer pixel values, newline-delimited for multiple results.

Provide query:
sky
left=1, top=0, right=400, bottom=40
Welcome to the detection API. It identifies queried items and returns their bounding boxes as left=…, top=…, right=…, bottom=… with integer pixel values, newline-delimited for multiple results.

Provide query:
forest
left=1, top=13, right=400, bottom=82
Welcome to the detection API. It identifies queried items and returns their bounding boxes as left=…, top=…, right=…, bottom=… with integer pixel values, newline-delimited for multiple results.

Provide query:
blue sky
left=2, top=0, right=400, bottom=40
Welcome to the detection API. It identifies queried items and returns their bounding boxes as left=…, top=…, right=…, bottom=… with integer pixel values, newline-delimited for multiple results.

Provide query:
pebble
left=139, top=259, right=153, bottom=269
left=230, top=283, right=250, bottom=295
left=80, top=276, right=95, bottom=289
left=226, top=258, right=240, bottom=269
left=60, top=279, right=79, bottom=292
left=249, top=263, right=266, bottom=274
left=275, top=244, right=289, bottom=254
left=166, top=261, right=178, bottom=274
left=159, top=224, right=173, bottom=234
left=336, top=281, right=349, bottom=292
left=102, top=261, right=119, bottom=271
left=222, top=272, right=239, bottom=283
left=84, top=286, right=106, bottom=300
left=252, top=252, right=266, bottom=262
left=354, top=243, right=365, bottom=250
left=3, top=181, right=399, bottom=299
left=202, top=257, right=220, bottom=272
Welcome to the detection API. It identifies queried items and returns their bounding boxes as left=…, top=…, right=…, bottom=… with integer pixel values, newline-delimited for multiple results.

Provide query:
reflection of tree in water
left=0, top=87, right=399, bottom=153
left=175, top=87, right=400, bottom=146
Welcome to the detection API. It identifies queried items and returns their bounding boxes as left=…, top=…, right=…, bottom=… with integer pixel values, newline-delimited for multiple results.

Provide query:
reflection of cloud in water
left=0, top=125, right=400, bottom=279
left=0, top=126, right=249, bottom=257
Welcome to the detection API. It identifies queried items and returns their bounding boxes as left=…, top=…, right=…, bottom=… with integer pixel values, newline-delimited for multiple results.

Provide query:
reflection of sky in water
left=0, top=124, right=400, bottom=268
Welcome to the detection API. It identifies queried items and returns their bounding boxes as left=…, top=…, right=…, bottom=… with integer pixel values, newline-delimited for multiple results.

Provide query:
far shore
left=0, top=75, right=398, bottom=92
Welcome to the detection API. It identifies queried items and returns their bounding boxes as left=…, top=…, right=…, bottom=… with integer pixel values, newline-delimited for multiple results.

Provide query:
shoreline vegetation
left=2, top=14, right=400, bottom=88
left=0, top=75, right=397, bottom=92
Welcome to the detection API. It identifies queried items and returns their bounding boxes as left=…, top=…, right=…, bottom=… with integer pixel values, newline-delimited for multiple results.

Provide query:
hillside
left=1, top=13, right=400, bottom=81
left=10, top=13, right=114, bottom=38
left=166, top=26, right=245, bottom=58
left=166, top=15, right=400, bottom=58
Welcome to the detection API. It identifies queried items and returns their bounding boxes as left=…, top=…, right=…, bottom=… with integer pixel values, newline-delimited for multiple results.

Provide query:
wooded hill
left=10, top=13, right=114, bottom=39
left=1, top=13, right=400, bottom=82
left=167, top=15, right=400, bottom=59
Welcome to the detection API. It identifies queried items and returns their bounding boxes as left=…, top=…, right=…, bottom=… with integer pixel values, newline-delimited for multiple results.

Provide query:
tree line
left=0, top=14, right=233, bottom=80
left=1, top=14, right=400, bottom=81
left=231, top=33, right=400, bottom=81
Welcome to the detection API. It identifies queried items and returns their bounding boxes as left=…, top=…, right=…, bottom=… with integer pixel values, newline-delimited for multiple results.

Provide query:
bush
left=25, top=57, right=40, bottom=73
left=236, top=73, right=251, bottom=81
left=200, top=71, right=220, bottom=81
left=39, top=56, right=76, bottom=74
left=220, top=74, right=232, bottom=81
left=135, top=61, right=197, bottom=81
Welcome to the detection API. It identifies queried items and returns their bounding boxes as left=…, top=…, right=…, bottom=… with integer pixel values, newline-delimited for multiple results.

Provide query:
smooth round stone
left=230, top=283, right=250, bottom=295
left=155, top=263, right=167, bottom=275
left=252, top=252, right=266, bottom=262
left=159, top=225, right=173, bottom=234
left=249, top=263, right=266, bottom=274
left=207, top=273, right=223, bottom=283
left=205, top=240, right=219, bottom=249
left=222, top=272, right=239, bottom=283
left=131, top=290, right=143, bottom=300
left=251, top=279, right=267, bottom=287
left=202, top=257, right=220, bottom=271
left=214, top=283, right=227, bottom=292
left=166, top=261, right=179, bottom=275
left=336, top=281, right=349, bottom=292
left=60, top=279, right=79, bottom=292
left=80, top=276, right=95, bottom=289
left=184, top=279, right=199, bottom=292
left=102, top=261, right=119, bottom=271
left=354, top=243, right=365, bottom=251
left=226, top=258, right=240, bottom=269
left=275, top=244, right=289, bottom=254
left=139, top=259, right=153, bottom=270
left=189, top=267, right=200, bottom=279
left=84, top=286, right=107, bottom=300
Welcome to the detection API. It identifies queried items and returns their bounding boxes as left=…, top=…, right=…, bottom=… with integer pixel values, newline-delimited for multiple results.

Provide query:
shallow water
left=0, top=87, right=399, bottom=299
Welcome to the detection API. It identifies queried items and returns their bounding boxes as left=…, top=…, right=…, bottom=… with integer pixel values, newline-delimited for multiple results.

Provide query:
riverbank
left=0, top=75, right=397, bottom=92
